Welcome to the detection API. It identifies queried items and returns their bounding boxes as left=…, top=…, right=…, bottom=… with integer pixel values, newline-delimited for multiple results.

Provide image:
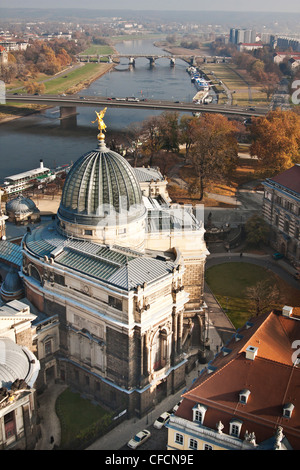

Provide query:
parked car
left=172, top=400, right=183, bottom=413
left=127, top=429, right=151, bottom=449
left=153, top=412, right=170, bottom=429
left=273, top=252, right=284, bottom=260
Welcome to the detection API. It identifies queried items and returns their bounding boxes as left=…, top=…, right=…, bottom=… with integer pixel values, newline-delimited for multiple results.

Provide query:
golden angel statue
left=92, top=107, right=107, bottom=135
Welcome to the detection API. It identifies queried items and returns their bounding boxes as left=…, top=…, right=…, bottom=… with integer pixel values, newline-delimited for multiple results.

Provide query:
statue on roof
left=92, top=108, right=107, bottom=140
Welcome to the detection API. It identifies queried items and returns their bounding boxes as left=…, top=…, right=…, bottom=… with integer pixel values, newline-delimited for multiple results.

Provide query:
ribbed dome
left=6, top=195, right=38, bottom=214
left=58, top=140, right=145, bottom=227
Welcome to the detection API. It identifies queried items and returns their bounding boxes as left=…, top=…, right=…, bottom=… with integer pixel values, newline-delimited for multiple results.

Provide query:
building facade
left=19, top=118, right=208, bottom=417
left=0, top=300, right=40, bottom=450
left=167, top=306, right=300, bottom=450
left=262, top=164, right=300, bottom=267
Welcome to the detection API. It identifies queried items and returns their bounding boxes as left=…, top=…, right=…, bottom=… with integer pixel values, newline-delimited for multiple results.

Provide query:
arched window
left=152, top=329, right=168, bottom=371
left=30, top=264, right=42, bottom=284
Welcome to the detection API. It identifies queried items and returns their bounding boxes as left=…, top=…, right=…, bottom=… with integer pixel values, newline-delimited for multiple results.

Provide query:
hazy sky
left=1, top=0, right=300, bottom=13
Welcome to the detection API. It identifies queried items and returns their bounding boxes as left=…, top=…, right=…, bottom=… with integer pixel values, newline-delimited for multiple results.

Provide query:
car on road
left=293, top=271, right=300, bottom=280
left=127, top=429, right=151, bottom=449
left=153, top=412, right=170, bottom=429
left=273, top=252, right=284, bottom=260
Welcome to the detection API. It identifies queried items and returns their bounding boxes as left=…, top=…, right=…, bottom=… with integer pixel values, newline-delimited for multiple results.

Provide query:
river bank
left=0, top=62, right=116, bottom=123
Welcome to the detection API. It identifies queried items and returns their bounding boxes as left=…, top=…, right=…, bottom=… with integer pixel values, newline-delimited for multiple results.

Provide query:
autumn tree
left=249, top=109, right=300, bottom=176
left=140, top=116, right=162, bottom=166
left=187, top=113, right=239, bottom=201
left=244, top=214, right=270, bottom=247
left=25, top=81, right=46, bottom=94
left=179, top=114, right=197, bottom=160
left=158, top=111, right=180, bottom=153
left=246, top=279, right=281, bottom=317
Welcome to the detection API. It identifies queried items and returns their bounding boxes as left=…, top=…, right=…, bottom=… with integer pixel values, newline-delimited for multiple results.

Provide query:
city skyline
left=1, top=0, right=300, bottom=13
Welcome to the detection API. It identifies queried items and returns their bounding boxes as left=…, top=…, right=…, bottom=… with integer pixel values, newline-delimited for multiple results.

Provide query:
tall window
left=152, top=330, right=168, bottom=371
left=4, top=411, right=16, bottom=440
left=193, top=404, right=207, bottom=424
left=229, top=419, right=243, bottom=438
left=45, top=339, right=52, bottom=356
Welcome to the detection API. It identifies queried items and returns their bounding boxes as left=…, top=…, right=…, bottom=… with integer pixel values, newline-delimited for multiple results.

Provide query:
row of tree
left=0, top=36, right=88, bottom=83
left=130, top=108, right=300, bottom=201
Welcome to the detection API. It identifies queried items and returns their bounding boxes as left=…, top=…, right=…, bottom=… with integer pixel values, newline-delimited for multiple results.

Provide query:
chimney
left=245, top=345, right=258, bottom=360
left=40, top=159, right=44, bottom=169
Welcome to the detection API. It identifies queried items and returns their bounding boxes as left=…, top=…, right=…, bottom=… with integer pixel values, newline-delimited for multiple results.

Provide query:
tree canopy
left=249, top=109, right=300, bottom=176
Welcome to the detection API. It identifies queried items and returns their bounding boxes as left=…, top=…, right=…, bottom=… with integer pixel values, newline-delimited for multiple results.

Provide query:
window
left=204, top=444, right=213, bottom=450
left=84, top=229, right=93, bottom=236
left=283, top=403, right=294, bottom=418
left=193, top=404, right=207, bottom=424
left=175, top=433, right=183, bottom=445
left=108, top=295, right=122, bottom=311
left=229, top=419, right=242, bottom=438
left=284, top=220, right=289, bottom=233
left=4, top=411, right=16, bottom=440
left=239, top=389, right=250, bottom=404
left=189, top=438, right=198, bottom=450
left=45, top=339, right=52, bottom=356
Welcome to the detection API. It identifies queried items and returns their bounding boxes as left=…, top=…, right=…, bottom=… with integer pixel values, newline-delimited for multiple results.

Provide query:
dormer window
left=239, top=389, right=251, bottom=404
left=229, top=419, right=243, bottom=438
left=283, top=403, right=294, bottom=418
left=193, top=404, right=207, bottom=424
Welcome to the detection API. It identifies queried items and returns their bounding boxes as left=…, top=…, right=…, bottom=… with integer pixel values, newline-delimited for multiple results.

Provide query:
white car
left=153, top=412, right=170, bottom=429
left=127, top=429, right=151, bottom=449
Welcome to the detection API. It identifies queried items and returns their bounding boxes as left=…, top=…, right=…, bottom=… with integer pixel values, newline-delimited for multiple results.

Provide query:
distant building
left=276, top=36, right=300, bottom=52
left=0, top=45, right=8, bottom=67
left=229, top=28, right=256, bottom=45
left=273, top=52, right=300, bottom=64
left=237, top=43, right=263, bottom=52
left=262, top=164, right=300, bottom=266
left=167, top=306, right=300, bottom=450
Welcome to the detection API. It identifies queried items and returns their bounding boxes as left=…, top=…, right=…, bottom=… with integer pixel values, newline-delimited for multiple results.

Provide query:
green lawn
left=205, top=262, right=284, bottom=329
left=55, top=388, right=112, bottom=448
left=202, top=63, right=268, bottom=106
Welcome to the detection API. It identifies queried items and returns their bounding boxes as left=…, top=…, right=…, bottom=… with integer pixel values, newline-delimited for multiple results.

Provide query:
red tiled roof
left=177, top=309, right=300, bottom=449
left=269, top=165, right=300, bottom=194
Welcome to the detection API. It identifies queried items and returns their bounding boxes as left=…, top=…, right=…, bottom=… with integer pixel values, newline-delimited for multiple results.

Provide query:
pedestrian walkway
left=35, top=382, right=67, bottom=450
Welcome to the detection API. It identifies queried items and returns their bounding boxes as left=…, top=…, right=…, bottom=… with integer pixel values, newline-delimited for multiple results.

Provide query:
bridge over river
left=5, top=94, right=267, bottom=121
left=77, top=53, right=232, bottom=66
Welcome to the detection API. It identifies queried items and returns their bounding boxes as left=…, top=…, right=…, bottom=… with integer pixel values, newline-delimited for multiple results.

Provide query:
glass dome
left=58, top=139, right=146, bottom=227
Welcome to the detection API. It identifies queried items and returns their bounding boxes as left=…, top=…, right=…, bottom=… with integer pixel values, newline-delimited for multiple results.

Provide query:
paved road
left=5, top=94, right=268, bottom=118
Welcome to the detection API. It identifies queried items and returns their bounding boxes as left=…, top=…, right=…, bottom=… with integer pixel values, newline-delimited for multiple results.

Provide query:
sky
left=1, top=0, right=300, bottom=13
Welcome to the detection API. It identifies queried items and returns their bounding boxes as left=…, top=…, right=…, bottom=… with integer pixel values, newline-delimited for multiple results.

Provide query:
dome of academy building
left=6, top=195, right=40, bottom=224
left=57, top=133, right=147, bottom=250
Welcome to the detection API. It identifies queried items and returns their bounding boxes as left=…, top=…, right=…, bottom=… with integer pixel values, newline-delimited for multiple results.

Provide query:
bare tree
left=246, top=279, right=281, bottom=317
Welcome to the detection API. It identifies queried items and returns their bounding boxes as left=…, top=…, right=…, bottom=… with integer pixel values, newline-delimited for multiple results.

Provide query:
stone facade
left=262, top=165, right=300, bottom=267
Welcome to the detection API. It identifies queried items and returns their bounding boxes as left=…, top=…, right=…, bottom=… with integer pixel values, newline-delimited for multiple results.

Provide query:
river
left=0, top=39, right=206, bottom=181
